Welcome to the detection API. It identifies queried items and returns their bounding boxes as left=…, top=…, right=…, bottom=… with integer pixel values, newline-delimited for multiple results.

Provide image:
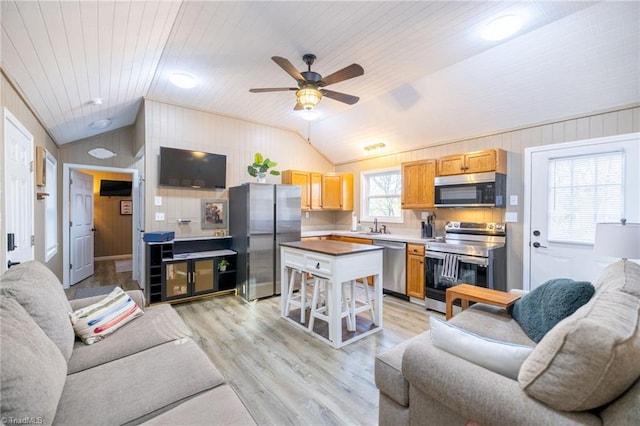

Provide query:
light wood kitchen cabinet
left=322, top=173, right=354, bottom=211
left=437, top=148, right=507, bottom=176
left=406, top=243, right=425, bottom=299
left=282, top=170, right=324, bottom=210
left=401, top=159, right=435, bottom=209
left=282, top=170, right=310, bottom=210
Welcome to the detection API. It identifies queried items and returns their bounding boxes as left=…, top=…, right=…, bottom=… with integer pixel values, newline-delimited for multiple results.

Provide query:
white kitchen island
left=280, top=240, right=384, bottom=348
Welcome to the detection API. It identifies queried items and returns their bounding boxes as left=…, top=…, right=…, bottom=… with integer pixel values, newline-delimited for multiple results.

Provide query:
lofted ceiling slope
left=1, top=1, right=639, bottom=164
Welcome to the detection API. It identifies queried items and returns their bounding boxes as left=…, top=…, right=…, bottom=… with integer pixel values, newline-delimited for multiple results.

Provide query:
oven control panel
left=445, top=221, right=506, bottom=235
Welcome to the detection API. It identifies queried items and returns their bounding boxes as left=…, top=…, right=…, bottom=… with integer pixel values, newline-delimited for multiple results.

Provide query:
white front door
left=3, top=109, right=34, bottom=271
left=524, top=133, right=640, bottom=290
left=70, top=170, right=94, bottom=284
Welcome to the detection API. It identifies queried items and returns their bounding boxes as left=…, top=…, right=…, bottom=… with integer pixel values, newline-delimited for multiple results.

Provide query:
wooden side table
left=445, top=284, right=521, bottom=320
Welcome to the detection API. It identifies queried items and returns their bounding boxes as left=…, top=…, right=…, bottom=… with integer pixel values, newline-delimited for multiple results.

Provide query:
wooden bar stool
left=283, top=269, right=314, bottom=323
left=308, top=276, right=354, bottom=332
left=345, top=279, right=376, bottom=327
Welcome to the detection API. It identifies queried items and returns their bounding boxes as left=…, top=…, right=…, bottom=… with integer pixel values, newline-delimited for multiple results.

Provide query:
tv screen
left=99, top=179, right=132, bottom=197
left=159, top=147, right=226, bottom=189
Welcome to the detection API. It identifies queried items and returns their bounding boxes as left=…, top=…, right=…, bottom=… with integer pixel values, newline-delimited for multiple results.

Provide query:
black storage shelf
left=144, top=236, right=236, bottom=305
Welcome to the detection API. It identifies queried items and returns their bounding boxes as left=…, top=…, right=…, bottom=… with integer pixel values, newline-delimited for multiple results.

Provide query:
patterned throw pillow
left=70, top=287, right=143, bottom=344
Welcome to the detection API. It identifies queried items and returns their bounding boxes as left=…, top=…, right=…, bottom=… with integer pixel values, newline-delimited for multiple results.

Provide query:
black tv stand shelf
left=144, top=236, right=236, bottom=305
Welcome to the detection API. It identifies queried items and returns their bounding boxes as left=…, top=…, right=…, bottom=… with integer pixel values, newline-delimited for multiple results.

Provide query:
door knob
left=7, top=260, right=20, bottom=268
left=532, top=242, right=547, bottom=248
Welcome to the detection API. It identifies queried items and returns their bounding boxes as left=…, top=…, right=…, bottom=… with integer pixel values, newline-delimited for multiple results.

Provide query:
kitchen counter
left=301, top=230, right=436, bottom=245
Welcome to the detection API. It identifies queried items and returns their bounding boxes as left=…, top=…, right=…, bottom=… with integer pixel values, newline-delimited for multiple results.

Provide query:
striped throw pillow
left=70, top=287, right=143, bottom=344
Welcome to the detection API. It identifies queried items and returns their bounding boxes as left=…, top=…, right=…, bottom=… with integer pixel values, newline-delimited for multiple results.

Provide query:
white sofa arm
left=69, top=289, right=145, bottom=311
left=402, top=335, right=600, bottom=426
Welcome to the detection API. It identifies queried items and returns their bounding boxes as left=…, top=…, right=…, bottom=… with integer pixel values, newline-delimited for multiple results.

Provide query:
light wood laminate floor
left=71, top=261, right=440, bottom=425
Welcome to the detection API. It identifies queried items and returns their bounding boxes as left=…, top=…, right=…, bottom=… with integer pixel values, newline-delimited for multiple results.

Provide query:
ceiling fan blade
left=321, top=63, right=364, bottom=86
left=293, top=102, right=303, bottom=111
left=249, top=87, right=297, bottom=93
left=272, top=56, right=305, bottom=82
left=320, top=89, right=359, bottom=105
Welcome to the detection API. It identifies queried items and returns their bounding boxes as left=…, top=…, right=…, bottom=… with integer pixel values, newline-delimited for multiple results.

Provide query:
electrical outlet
left=505, top=212, right=518, bottom=223
left=154, top=196, right=162, bottom=206
left=509, top=195, right=518, bottom=206
left=155, top=212, right=165, bottom=221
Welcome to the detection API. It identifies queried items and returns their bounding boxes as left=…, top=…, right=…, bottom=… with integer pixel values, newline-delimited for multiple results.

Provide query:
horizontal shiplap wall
left=143, top=100, right=334, bottom=237
left=1, top=73, right=60, bottom=277
left=335, top=106, right=640, bottom=290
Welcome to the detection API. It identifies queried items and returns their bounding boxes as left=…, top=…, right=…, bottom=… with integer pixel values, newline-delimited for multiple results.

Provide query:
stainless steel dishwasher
left=373, top=239, right=407, bottom=298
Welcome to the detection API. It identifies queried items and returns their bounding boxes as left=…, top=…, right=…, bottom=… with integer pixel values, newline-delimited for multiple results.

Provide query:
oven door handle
left=426, top=251, right=488, bottom=266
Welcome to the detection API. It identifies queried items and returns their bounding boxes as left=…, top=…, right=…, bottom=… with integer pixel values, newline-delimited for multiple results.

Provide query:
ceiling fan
left=249, top=54, right=364, bottom=111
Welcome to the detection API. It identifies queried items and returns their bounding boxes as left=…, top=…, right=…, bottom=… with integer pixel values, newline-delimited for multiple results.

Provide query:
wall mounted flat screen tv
left=99, top=179, right=132, bottom=197
left=159, top=146, right=227, bottom=189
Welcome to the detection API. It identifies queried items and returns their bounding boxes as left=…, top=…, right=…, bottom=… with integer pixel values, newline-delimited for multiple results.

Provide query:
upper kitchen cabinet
left=322, top=173, right=354, bottom=211
left=282, top=170, right=323, bottom=211
left=437, top=148, right=507, bottom=176
left=401, top=159, right=436, bottom=209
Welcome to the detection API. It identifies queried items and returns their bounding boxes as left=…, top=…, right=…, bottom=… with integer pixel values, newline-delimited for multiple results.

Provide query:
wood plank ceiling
left=2, top=1, right=638, bottom=163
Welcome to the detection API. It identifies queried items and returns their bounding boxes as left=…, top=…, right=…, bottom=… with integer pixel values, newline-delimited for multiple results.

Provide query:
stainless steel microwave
left=434, top=172, right=506, bottom=207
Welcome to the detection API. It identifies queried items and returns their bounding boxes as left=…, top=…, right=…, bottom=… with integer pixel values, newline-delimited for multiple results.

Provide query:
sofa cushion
left=0, top=261, right=75, bottom=361
left=0, top=296, right=67, bottom=424
left=54, top=338, right=226, bottom=425
left=375, top=337, right=418, bottom=407
left=512, top=278, right=595, bottom=342
left=449, top=303, right=535, bottom=346
left=70, top=286, right=144, bottom=344
left=68, top=303, right=193, bottom=374
left=519, top=260, right=640, bottom=411
left=141, top=385, right=256, bottom=425
left=430, top=317, right=534, bottom=380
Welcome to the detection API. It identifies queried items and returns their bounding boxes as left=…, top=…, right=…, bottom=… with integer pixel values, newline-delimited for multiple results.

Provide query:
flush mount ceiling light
left=169, top=72, right=197, bottom=89
left=87, top=147, right=117, bottom=159
left=90, top=98, right=103, bottom=106
left=296, top=87, right=323, bottom=110
left=89, top=118, right=112, bottom=129
left=364, top=142, right=386, bottom=153
left=481, top=15, right=523, bottom=41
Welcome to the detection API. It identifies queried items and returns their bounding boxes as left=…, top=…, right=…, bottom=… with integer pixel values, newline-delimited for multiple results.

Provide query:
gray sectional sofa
left=0, top=261, right=255, bottom=425
left=376, top=259, right=640, bottom=425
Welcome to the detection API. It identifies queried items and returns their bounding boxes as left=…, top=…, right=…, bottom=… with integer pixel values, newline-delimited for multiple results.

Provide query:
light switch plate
left=155, top=212, right=165, bottom=221
left=505, top=212, right=518, bottom=223
left=509, top=195, right=518, bottom=206
left=154, top=196, right=162, bottom=206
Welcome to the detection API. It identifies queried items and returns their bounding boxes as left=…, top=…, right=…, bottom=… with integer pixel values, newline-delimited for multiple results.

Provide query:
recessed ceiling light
left=169, top=73, right=197, bottom=89
left=481, top=15, right=523, bottom=41
left=89, top=118, right=112, bottom=129
left=87, top=147, right=117, bottom=159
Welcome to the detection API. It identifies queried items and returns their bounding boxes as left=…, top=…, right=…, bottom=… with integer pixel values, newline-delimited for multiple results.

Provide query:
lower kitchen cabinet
left=406, top=243, right=425, bottom=299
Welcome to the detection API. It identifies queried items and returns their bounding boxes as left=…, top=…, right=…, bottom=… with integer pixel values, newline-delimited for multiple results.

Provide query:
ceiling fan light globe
left=296, top=87, right=322, bottom=110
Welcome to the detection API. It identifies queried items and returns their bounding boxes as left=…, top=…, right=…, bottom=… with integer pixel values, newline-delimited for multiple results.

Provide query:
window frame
left=360, top=166, right=403, bottom=224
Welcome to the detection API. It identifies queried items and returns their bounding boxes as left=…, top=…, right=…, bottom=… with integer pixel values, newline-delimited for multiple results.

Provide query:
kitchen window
left=360, top=167, right=402, bottom=223
left=547, top=151, right=624, bottom=244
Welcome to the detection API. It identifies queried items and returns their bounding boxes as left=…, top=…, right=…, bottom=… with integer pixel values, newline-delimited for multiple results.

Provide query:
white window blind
left=547, top=151, right=624, bottom=244
left=361, top=168, right=402, bottom=222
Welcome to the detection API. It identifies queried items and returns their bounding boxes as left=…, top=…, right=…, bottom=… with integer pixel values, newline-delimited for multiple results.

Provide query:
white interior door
left=524, top=133, right=640, bottom=290
left=70, top=170, right=94, bottom=284
left=4, top=109, right=34, bottom=271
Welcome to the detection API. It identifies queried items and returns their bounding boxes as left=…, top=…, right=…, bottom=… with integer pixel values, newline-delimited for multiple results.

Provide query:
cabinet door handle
left=316, top=262, right=320, bottom=269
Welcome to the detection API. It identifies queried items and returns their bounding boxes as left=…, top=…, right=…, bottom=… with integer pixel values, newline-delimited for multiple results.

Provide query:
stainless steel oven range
left=425, top=221, right=507, bottom=313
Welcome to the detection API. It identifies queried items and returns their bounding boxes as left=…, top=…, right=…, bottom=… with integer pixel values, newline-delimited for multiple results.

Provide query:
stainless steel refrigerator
left=229, top=183, right=301, bottom=300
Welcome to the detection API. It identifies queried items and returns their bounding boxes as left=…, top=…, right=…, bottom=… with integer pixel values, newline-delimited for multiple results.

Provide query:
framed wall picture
left=120, top=200, right=133, bottom=215
left=201, top=199, right=228, bottom=230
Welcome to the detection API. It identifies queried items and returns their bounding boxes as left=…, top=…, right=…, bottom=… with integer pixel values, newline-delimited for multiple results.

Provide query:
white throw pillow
left=430, top=316, right=534, bottom=380
left=70, top=287, right=143, bottom=344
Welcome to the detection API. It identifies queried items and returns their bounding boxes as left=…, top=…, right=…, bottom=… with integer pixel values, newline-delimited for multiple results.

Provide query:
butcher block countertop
left=280, top=239, right=383, bottom=256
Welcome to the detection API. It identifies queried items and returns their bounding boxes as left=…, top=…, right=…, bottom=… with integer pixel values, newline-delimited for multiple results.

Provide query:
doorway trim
left=62, top=163, right=139, bottom=288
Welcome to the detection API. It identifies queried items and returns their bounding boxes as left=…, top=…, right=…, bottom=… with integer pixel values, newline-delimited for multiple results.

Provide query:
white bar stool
left=308, top=276, right=354, bottom=332
left=283, top=269, right=314, bottom=323
left=345, top=279, right=376, bottom=327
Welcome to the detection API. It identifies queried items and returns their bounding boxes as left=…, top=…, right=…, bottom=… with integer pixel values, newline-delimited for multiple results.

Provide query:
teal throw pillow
left=511, top=278, right=595, bottom=343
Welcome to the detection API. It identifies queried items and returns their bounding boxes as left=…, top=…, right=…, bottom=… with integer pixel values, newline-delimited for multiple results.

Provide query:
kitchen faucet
left=374, top=218, right=378, bottom=233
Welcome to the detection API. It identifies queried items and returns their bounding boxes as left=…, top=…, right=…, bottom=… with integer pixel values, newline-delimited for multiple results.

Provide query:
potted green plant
left=218, top=258, right=230, bottom=272
left=247, top=152, right=280, bottom=183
